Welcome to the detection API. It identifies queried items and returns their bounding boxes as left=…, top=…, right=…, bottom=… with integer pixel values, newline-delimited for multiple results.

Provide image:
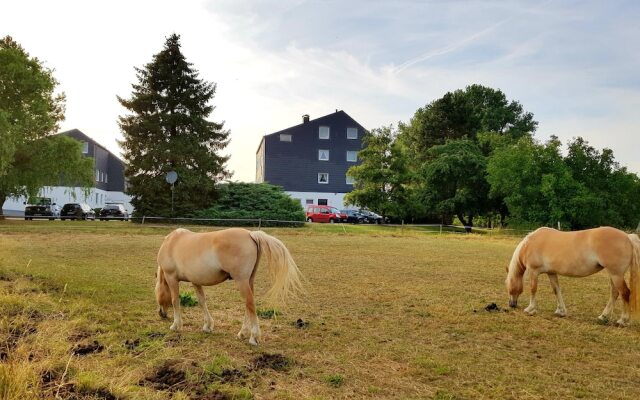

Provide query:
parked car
left=24, top=197, right=57, bottom=220
left=341, top=209, right=364, bottom=224
left=359, top=209, right=384, bottom=224
left=60, top=203, right=96, bottom=220
left=305, top=205, right=342, bottom=223
left=99, top=203, right=129, bottom=221
left=330, top=207, right=347, bottom=223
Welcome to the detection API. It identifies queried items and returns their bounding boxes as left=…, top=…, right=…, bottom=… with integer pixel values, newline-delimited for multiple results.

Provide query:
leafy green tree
left=419, top=140, right=489, bottom=230
left=487, top=136, right=583, bottom=227
left=344, top=126, right=419, bottom=220
left=118, top=34, right=230, bottom=217
left=400, top=84, right=537, bottom=158
left=0, top=36, right=92, bottom=216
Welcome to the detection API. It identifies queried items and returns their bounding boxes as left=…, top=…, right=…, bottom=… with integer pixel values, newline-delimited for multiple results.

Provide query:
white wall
left=2, top=186, right=133, bottom=216
left=285, top=191, right=355, bottom=210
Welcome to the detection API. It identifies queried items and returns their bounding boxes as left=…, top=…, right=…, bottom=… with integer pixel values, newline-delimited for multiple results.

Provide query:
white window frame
left=318, top=173, right=329, bottom=184
left=82, top=141, right=89, bottom=154
left=96, top=169, right=99, bottom=181
left=318, top=149, right=329, bottom=161
left=306, top=199, right=314, bottom=205
left=346, top=151, right=358, bottom=162
left=346, top=175, right=355, bottom=185
left=347, top=127, right=358, bottom=139
left=280, top=134, right=292, bottom=142
left=319, top=126, right=330, bottom=139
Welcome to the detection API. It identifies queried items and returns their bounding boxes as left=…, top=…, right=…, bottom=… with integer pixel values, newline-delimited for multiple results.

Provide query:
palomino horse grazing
left=155, top=228, right=303, bottom=345
left=505, top=227, right=640, bottom=325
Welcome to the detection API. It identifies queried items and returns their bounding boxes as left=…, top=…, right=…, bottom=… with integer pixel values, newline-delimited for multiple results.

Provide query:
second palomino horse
left=506, top=227, right=640, bottom=325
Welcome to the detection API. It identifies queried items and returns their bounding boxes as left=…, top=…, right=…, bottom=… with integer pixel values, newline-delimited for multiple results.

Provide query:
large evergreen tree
left=118, top=34, right=231, bottom=217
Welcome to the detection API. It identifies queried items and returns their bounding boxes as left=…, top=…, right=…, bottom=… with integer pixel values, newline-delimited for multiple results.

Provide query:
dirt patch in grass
left=0, top=323, right=38, bottom=361
left=140, top=360, right=187, bottom=391
left=41, top=368, right=119, bottom=399
left=249, top=353, right=294, bottom=372
left=71, top=340, right=104, bottom=356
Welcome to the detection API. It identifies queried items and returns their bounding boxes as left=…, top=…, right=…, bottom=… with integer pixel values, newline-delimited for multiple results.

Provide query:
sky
left=2, top=0, right=639, bottom=181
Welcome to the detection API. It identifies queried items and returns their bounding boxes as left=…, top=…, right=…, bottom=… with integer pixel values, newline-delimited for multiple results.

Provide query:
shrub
left=192, top=183, right=305, bottom=227
left=179, top=291, right=198, bottom=307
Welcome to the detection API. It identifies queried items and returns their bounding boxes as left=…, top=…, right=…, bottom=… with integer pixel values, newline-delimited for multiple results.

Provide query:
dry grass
left=1, top=222, right=640, bottom=399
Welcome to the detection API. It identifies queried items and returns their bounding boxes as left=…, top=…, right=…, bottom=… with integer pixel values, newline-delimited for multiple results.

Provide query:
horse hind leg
left=610, top=274, right=630, bottom=326
left=237, top=279, right=260, bottom=346
left=598, top=277, right=619, bottom=322
left=193, top=284, right=214, bottom=333
left=548, top=273, right=567, bottom=317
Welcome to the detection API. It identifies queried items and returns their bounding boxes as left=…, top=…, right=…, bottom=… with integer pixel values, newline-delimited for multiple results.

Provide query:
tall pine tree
left=118, top=34, right=230, bottom=217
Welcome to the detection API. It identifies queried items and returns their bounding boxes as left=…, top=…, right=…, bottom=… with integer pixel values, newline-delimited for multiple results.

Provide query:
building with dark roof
left=2, top=129, right=132, bottom=216
left=256, top=110, right=366, bottom=209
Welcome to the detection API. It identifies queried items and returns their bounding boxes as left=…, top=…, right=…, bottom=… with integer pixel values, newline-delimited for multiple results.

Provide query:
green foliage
left=345, top=126, right=422, bottom=221
left=324, top=374, right=345, bottom=387
left=192, top=183, right=305, bottom=227
left=179, top=291, right=198, bottom=307
left=0, top=37, right=93, bottom=215
left=419, top=140, right=490, bottom=228
left=256, top=308, right=282, bottom=319
left=119, top=34, right=231, bottom=218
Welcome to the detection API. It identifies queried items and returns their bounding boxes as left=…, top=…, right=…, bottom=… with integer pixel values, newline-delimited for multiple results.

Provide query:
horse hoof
left=170, top=324, right=181, bottom=331
left=523, top=309, right=536, bottom=316
left=249, top=337, right=258, bottom=346
left=237, top=331, right=247, bottom=340
left=554, top=310, right=566, bottom=317
left=615, top=319, right=628, bottom=327
left=203, top=326, right=212, bottom=333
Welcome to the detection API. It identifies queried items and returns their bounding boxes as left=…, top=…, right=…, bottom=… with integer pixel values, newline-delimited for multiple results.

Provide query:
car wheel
left=306, top=217, right=313, bottom=223
left=49, top=218, right=55, bottom=221
left=24, top=217, right=29, bottom=221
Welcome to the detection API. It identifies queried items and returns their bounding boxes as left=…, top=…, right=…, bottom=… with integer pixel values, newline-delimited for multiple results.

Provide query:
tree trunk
left=0, top=194, right=6, bottom=220
left=457, top=213, right=473, bottom=233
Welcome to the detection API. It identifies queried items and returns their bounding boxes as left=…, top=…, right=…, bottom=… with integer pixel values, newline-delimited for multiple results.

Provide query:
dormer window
left=319, top=126, right=330, bottom=139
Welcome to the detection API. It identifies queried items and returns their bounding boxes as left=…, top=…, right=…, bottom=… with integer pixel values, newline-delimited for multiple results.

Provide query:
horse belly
left=542, top=253, right=602, bottom=277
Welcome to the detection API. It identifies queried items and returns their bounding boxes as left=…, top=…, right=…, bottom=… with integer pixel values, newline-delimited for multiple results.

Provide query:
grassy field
left=1, top=221, right=639, bottom=399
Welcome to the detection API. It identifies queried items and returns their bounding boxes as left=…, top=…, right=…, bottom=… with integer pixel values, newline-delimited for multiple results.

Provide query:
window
left=346, top=151, right=358, bottom=162
left=280, top=134, right=292, bottom=142
left=95, top=193, right=99, bottom=203
left=347, top=127, right=358, bottom=139
left=82, top=142, right=89, bottom=154
left=318, top=149, right=329, bottom=161
left=105, top=174, right=108, bottom=183
left=318, top=199, right=328, bottom=206
left=306, top=199, right=314, bottom=205
left=100, top=171, right=104, bottom=182
left=96, top=169, right=99, bottom=181
left=346, top=175, right=355, bottom=185
left=319, top=126, right=330, bottom=139
left=318, top=173, right=329, bottom=184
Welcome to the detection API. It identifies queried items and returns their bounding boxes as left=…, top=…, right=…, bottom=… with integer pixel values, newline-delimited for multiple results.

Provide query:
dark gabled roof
left=58, top=129, right=124, bottom=163
left=256, top=110, right=366, bottom=154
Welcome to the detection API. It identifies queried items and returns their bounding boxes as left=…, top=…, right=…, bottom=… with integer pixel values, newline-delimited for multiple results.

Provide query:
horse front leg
left=166, top=275, right=182, bottom=331
left=193, top=284, right=214, bottom=333
left=598, top=277, right=619, bottom=322
left=548, top=273, right=567, bottom=317
left=524, top=271, right=539, bottom=315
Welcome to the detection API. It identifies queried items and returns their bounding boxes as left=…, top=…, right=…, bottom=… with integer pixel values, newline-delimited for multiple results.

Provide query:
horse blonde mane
left=507, top=234, right=529, bottom=276
left=628, top=234, right=640, bottom=316
left=249, top=230, right=304, bottom=305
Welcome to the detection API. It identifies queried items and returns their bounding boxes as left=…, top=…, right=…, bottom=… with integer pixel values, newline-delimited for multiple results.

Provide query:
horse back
left=524, top=226, right=632, bottom=276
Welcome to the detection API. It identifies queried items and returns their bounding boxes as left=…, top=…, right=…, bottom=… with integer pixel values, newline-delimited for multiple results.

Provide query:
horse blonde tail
left=249, top=230, right=304, bottom=305
left=628, top=234, right=640, bottom=317
left=155, top=265, right=171, bottom=318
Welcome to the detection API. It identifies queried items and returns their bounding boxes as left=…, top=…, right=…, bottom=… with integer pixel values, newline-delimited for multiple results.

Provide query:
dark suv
left=99, top=204, right=129, bottom=221
left=359, top=209, right=384, bottom=224
left=60, top=203, right=96, bottom=220
left=341, top=209, right=364, bottom=224
left=24, top=197, right=57, bottom=220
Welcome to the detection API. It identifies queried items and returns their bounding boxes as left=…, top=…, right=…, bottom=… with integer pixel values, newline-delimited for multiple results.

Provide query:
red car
left=305, top=205, right=344, bottom=223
